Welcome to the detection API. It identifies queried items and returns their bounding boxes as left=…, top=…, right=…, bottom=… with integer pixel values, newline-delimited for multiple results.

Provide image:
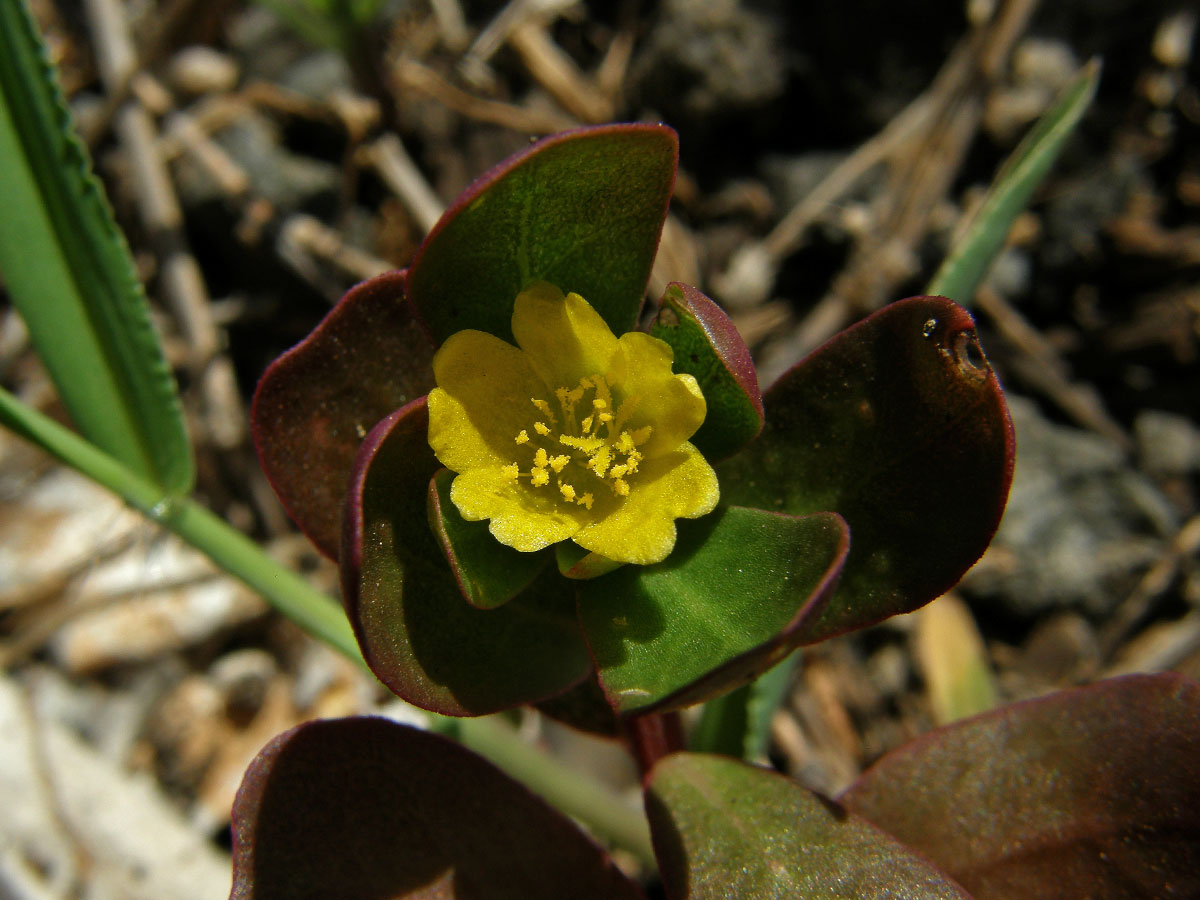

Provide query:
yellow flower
left=427, top=282, right=719, bottom=566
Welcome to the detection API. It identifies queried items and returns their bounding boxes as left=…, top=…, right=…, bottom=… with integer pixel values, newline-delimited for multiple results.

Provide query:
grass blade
left=927, top=60, right=1101, bottom=304
left=0, top=0, right=193, bottom=493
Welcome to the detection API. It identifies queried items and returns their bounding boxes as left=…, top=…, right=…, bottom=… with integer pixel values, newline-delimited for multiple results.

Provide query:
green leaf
left=719, top=296, right=1014, bottom=644
left=427, top=467, right=549, bottom=609
left=840, top=673, right=1200, bottom=900
left=342, top=398, right=592, bottom=716
left=251, top=271, right=434, bottom=559
left=407, top=124, right=677, bottom=344
left=646, top=753, right=974, bottom=900
left=577, top=506, right=848, bottom=715
left=650, top=283, right=763, bottom=460
left=231, top=717, right=644, bottom=899
left=927, top=60, right=1100, bottom=303
left=0, top=0, right=192, bottom=493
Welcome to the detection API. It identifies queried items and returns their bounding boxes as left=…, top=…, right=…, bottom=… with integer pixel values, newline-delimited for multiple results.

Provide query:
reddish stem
left=625, top=711, right=684, bottom=779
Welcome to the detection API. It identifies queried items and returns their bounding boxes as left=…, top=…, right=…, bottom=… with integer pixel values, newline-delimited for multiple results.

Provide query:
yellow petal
left=450, top=467, right=589, bottom=553
left=428, top=329, right=546, bottom=473
left=609, top=331, right=707, bottom=458
left=512, top=283, right=619, bottom=389
left=572, top=442, right=719, bottom=565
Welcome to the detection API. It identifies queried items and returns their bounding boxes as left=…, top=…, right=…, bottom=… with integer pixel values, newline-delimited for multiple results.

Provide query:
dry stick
left=507, top=16, right=614, bottom=123
left=1100, top=514, right=1200, bottom=658
left=799, top=0, right=1038, bottom=360
left=361, top=134, right=446, bottom=235
left=278, top=215, right=393, bottom=284
left=594, top=6, right=636, bottom=102
left=393, top=56, right=578, bottom=134
left=82, top=0, right=245, bottom=450
left=428, top=0, right=472, bottom=53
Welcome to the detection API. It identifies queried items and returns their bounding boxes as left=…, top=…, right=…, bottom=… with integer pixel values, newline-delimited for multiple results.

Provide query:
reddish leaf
left=840, top=674, right=1200, bottom=900
left=407, top=124, right=677, bottom=343
left=646, top=752, right=974, bottom=900
left=342, top=398, right=591, bottom=715
left=230, top=717, right=644, bottom=899
left=718, top=296, right=1014, bottom=642
left=650, top=283, right=763, bottom=460
left=251, top=271, right=434, bottom=558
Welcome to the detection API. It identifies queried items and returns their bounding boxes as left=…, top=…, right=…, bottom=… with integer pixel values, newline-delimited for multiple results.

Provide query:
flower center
left=502, top=373, right=652, bottom=510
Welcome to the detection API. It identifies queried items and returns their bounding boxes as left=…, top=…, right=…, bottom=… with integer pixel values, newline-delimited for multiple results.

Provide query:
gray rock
left=963, top=395, right=1169, bottom=616
left=632, top=0, right=788, bottom=119
left=1135, top=409, right=1200, bottom=477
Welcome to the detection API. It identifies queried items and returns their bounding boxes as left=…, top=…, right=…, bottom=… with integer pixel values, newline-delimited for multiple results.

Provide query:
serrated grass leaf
left=0, top=0, right=193, bottom=493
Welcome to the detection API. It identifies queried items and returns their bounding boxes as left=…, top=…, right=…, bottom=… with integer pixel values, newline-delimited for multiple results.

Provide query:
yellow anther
left=598, top=412, right=613, bottom=425
left=501, top=463, right=520, bottom=480
left=616, top=431, right=635, bottom=453
left=534, top=421, right=551, bottom=436
left=530, top=467, right=550, bottom=487
left=630, top=425, right=653, bottom=446
left=592, top=398, right=607, bottom=410
left=588, top=446, right=612, bottom=477
left=534, top=447, right=549, bottom=468
left=610, top=463, right=628, bottom=479
left=560, top=434, right=603, bottom=454
left=531, top=398, right=555, bottom=422
left=612, top=478, right=630, bottom=497
left=580, top=492, right=594, bottom=510
left=560, top=482, right=576, bottom=502
left=581, top=415, right=594, bottom=433
left=549, top=454, right=570, bottom=473
left=515, top=430, right=530, bottom=444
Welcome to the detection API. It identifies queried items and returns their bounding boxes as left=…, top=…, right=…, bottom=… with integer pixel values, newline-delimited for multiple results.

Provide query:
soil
left=1, top=0, right=1198, bottom=896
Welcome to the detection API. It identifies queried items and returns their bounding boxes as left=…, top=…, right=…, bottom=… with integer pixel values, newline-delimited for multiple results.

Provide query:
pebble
left=1135, top=409, right=1200, bottom=477
left=962, top=395, right=1168, bottom=616
left=167, top=46, right=240, bottom=96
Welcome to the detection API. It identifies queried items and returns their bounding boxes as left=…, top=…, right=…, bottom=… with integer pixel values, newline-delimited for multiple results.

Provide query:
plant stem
left=445, top=716, right=657, bottom=868
left=0, top=387, right=656, bottom=867
left=626, top=711, right=684, bottom=778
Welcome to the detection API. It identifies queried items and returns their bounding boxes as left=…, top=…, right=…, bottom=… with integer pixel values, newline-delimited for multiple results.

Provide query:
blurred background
left=1, top=0, right=1197, bottom=896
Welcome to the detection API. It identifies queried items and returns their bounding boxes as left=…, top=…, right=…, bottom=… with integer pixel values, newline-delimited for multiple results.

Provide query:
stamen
left=522, top=374, right=643, bottom=509
left=501, top=463, right=520, bottom=480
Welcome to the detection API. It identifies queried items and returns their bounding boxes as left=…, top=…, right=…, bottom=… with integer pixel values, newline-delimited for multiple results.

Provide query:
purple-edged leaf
left=646, top=753, right=974, bottom=900
left=427, top=468, right=549, bottom=609
left=650, top=283, right=763, bottom=460
left=577, top=506, right=848, bottom=715
left=407, top=124, right=677, bottom=344
left=718, top=296, right=1014, bottom=643
left=840, top=673, right=1200, bottom=900
left=342, top=398, right=591, bottom=716
left=251, top=271, right=434, bottom=558
left=536, top=671, right=622, bottom=737
left=230, top=717, right=644, bottom=900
